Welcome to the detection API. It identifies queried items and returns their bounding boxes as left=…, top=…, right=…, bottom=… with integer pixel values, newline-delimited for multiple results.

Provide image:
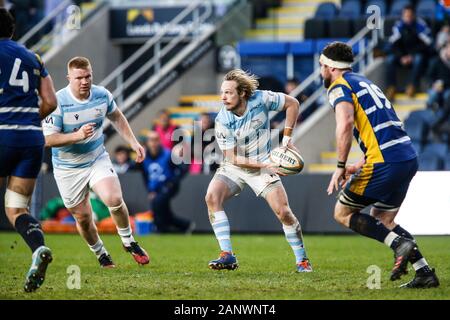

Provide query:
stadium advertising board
left=109, top=6, right=214, bottom=40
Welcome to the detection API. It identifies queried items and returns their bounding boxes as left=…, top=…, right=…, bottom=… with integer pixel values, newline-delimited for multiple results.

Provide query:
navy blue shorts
left=0, top=145, right=44, bottom=179
left=339, top=158, right=418, bottom=211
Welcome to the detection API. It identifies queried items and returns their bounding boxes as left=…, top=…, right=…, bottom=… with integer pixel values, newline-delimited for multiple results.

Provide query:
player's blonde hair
left=223, top=69, right=259, bottom=100
left=67, top=56, right=92, bottom=71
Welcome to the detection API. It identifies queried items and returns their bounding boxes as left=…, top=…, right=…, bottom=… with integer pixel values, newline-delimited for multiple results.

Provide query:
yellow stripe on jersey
left=329, top=75, right=384, bottom=164
left=349, top=163, right=374, bottom=195
left=353, top=99, right=384, bottom=163
left=327, top=75, right=352, bottom=93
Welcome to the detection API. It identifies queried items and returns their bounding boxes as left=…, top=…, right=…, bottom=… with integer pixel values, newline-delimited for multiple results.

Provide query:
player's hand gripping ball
left=270, top=146, right=304, bottom=175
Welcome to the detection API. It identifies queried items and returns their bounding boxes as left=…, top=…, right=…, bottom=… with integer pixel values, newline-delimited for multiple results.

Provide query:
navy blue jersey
left=327, top=72, right=417, bottom=163
left=0, top=39, right=48, bottom=147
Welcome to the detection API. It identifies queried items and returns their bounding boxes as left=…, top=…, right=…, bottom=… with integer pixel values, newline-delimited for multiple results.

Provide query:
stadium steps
left=139, top=95, right=221, bottom=138
left=307, top=93, right=428, bottom=173
left=245, top=0, right=337, bottom=41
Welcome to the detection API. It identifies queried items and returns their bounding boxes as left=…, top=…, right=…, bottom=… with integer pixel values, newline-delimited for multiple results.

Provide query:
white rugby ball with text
left=270, top=146, right=304, bottom=175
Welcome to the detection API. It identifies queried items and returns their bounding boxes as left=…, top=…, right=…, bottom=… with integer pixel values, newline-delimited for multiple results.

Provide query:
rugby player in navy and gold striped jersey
left=320, top=42, right=439, bottom=289
left=0, top=9, right=57, bottom=292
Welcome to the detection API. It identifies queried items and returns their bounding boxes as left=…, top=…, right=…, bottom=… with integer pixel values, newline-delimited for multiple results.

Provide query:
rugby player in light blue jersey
left=0, top=9, right=57, bottom=292
left=43, top=57, right=149, bottom=268
left=205, top=69, right=312, bottom=273
left=321, top=42, right=439, bottom=288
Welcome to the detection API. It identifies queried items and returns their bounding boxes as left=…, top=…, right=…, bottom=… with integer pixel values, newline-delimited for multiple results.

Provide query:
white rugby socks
left=89, top=239, right=107, bottom=258
left=117, top=226, right=135, bottom=247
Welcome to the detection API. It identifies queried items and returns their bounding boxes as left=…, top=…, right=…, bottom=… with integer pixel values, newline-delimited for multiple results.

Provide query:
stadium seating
left=304, top=18, right=328, bottom=39
left=314, top=2, right=339, bottom=19
left=328, top=18, right=353, bottom=38
left=383, top=17, right=398, bottom=38
left=422, top=142, right=449, bottom=159
left=365, top=0, right=388, bottom=17
left=389, top=0, right=412, bottom=17
left=444, top=154, right=450, bottom=170
left=405, top=116, right=428, bottom=142
left=238, top=39, right=356, bottom=83
left=418, top=153, right=442, bottom=170
left=411, top=141, right=422, bottom=154
left=416, top=0, right=437, bottom=19
left=339, top=0, right=361, bottom=19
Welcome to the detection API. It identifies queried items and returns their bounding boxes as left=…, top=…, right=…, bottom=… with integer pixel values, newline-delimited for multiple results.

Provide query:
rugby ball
left=270, top=146, right=304, bottom=175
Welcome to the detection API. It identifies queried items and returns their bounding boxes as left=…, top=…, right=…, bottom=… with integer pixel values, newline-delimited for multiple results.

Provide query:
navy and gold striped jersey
left=0, top=39, right=48, bottom=147
left=327, top=72, right=417, bottom=163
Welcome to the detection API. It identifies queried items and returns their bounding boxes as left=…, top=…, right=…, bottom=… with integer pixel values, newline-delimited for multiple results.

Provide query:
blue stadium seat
left=422, top=142, right=449, bottom=159
left=407, top=110, right=436, bottom=126
left=315, top=38, right=351, bottom=53
left=304, top=18, right=328, bottom=39
left=404, top=117, right=427, bottom=142
left=404, top=110, right=437, bottom=142
left=383, top=17, right=398, bottom=38
left=418, top=154, right=442, bottom=171
left=329, top=18, right=354, bottom=38
left=237, top=41, right=289, bottom=56
left=411, top=141, right=422, bottom=154
left=416, top=0, right=437, bottom=19
left=444, top=154, right=450, bottom=170
left=315, top=2, right=339, bottom=19
left=364, top=0, right=387, bottom=17
left=237, top=42, right=289, bottom=85
left=289, top=41, right=314, bottom=56
left=389, top=0, right=411, bottom=17
left=339, top=0, right=361, bottom=19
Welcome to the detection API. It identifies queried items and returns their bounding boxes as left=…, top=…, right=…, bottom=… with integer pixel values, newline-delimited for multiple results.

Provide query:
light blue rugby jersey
left=42, top=85, right=117, bottom=169
left=215, top=90, right=285, bottom=163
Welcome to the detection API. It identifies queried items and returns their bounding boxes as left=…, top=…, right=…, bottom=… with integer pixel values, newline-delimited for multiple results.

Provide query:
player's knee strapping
left=108, top=200, right=125, bottom=214
left=4, top=189, right=31, bottom=209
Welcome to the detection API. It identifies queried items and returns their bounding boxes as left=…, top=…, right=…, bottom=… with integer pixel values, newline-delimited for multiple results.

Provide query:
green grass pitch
left=0, top=232, right=448, bottom=300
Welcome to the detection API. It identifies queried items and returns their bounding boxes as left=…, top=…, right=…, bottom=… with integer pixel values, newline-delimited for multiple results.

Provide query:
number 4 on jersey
left=9, top=58, right=29, bottom=93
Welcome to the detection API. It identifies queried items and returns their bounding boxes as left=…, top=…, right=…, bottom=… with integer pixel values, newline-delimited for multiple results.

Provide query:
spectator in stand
left=112, top=145, right=135, bottom=174
left=385, top=5, right=432, bottom=101
left=426, top=41, right=450, bottom=110
left=271, top=77, right=315, bottom=131
left=426, top=41, right=450, bottom=137
left=190, top=113, right=218, bottom=174
left=152, top=110, right=179, bottom=150
left=435, top=24, right=450, bottom=52
left=139, top=131, right=194, bottom=233
left=10, top=0, right=32, bottom=39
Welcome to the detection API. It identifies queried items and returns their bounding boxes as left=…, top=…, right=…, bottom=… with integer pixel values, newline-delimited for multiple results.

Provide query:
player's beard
left=228, top=97, right=243, bottom=113
left=323, top=76, right=331, bottom=89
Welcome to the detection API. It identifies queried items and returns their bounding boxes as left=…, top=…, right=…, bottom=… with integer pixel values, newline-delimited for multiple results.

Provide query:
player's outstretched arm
left=327, top=101, right=354, bottom=195
left=281, top=94, right=300, bottom=148
left=38, top=75, right=57, bottom=119
left=107, top=108, right=145, bottom=163
left=45, top=123, right=95, bottom=147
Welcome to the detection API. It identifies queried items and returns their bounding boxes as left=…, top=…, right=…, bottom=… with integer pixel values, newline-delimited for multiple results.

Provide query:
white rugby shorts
left=212, top=162, right=281, bottom=197
left=53, top=152, right=118, bottom=208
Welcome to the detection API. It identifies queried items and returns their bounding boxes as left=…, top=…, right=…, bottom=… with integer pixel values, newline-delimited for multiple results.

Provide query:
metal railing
left=280, top=25, right=381, bottom=143
left=99, top=0, right=217, bottom=122
left=19, top=0, right=104, bottom=56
